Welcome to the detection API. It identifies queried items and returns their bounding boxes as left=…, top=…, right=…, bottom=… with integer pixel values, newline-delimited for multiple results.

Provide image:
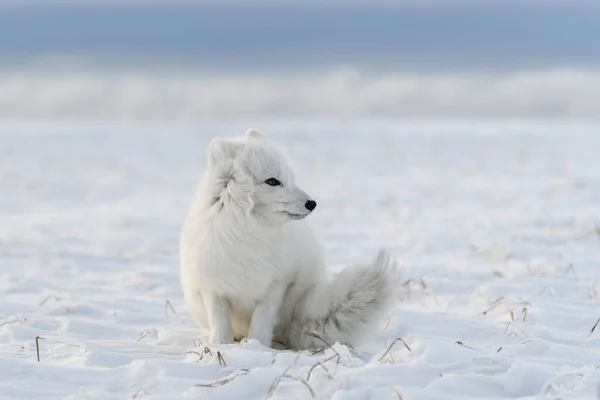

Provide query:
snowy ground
left=2, top=121, right=600, bottom=399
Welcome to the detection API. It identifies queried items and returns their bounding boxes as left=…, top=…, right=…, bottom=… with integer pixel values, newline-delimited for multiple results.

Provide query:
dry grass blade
left=589, top=317, right=600, bottom=337
left=132, top=390, right=148, bottom=399
left=390, top=388, right=405, bottom=400
left=217, top=351, right=226, bottom=366
left=196, top=369, right=249, bottom=388
left=482, top=297, right=505, bottom=315
left=277, top=375, right=315, bottom=399
left=382, top=320, right=391, bottom=331
left=307, top=332, right=340, bottom=357
left=564, top=263, right=578, bottom=279
left=310, top=345, right=327, bottom=356
left=0, top=319, right=18, bottom=328
left=490, top=297, right=505, bottom=305
left=306, top=354, right=339, bottom=381
left=521, top=307, right=528, bottom=322
left=455, top=341, right=480, bottom=352
left=34, top=336, right=86, bottom=362
left=266, top=354, right=300, bottom=398
left=39, top=295, right=61, bottom=307
left=185, top=350, right=206, bottom=362
left=54, top=340, right=88, bottom=352
left=137, top=329, right=157, bottom=342
left=186, top=345, right=219, bottom=363
left=379, top=337, right=412, bottom=364
left=266, top=376, right=283, bottom=398
left=165, top=301, right=177, bottom=318
left=35, top=336, right=44, bottom=362
left=0, top=316, right=25, bottom=327
left=504, top=322, right=528, bottom=338
left=345, top=343, right=366, bottom=359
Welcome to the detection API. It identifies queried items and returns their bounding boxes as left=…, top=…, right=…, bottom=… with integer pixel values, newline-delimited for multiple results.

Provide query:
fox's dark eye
left=265, top=178, right=281, bottom=186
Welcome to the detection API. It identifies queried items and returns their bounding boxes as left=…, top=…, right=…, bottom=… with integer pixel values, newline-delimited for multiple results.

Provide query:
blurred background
left=1, top=0, right=599, bottom=123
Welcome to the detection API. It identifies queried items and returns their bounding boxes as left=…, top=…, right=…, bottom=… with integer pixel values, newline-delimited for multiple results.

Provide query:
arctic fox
left=180, top=129, right=396, bottom=349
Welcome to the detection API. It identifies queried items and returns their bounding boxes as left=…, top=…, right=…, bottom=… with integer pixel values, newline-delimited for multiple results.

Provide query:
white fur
left=180, top=129, right=397, bottom=349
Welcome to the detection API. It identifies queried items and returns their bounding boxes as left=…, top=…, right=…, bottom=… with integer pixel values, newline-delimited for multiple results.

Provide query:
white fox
left=180, top=129, right=396, bottom=349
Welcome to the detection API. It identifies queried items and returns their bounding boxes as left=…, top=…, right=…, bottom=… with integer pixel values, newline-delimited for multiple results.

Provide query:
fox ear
left=245, top=129, right=264, bottom=140
left=207, top=137, right=242, bottom=167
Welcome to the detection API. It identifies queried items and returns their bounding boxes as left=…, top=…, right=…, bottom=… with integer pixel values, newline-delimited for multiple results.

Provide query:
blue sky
left=0, top=1, right=598, bottom=121
left=1, top=1, right=599, bottom=71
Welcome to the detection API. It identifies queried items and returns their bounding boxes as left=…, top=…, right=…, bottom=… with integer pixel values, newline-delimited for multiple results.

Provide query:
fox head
left=203, top=129, right=316, bottom=225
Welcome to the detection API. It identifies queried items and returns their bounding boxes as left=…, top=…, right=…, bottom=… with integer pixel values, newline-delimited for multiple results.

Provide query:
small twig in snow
left=272, top=375, right=315, bottom=399
left=482, top=297, right=505, bottom=315
left=217, top=351, right=226, bottom=366
left=53, top=340, right=87, bottom=352
left=165, top=301, right=177, bottom=318
left=137, top=329, right=157, bottom=342
left=504, top=322, right=528, bottom=338
left=306, top=354, right=339, bottom=381
left=390, top=388, right=405, bottom=400
left=132, top=390, right=148, bottom=399
left=0, top=316, right=26, bottom=327
left=185, top=350, right=205, bottom=362
left=382, top=320, right=391, bottom=331
left=589, top=317, right=600, bottom=338
left=36, top=336, right=44, bottom=362
left=266, top=354, right=300, bottom=398
left=195, top=369, right=249, bottom=387
left=379, top=337, right=412, bottom=364
left=306, top=332, right=340, bottom=357
left=564, top=263, right=578, bottom=279
left=39, top=295, right=61, bottom=307
left=34, top=335, right=87, bottom=362
left=455, top=340, right=480, bottom=352
left=186, top=345, right=218, bottom=363
left=522, top=307, right=528, bottom=322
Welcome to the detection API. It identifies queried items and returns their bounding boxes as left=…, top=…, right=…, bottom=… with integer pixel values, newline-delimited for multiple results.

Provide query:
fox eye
left=265, top=178, right=281, bottom=186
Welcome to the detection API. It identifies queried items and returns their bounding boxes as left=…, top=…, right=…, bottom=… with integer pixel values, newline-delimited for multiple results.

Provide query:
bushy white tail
left=282, top=250, right=397, bottom=349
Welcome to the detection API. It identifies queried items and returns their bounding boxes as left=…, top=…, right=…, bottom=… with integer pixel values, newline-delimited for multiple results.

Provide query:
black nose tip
left=305, top=200, right=317, bottom=211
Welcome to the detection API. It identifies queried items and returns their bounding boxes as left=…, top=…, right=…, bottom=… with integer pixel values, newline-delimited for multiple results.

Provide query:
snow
left=2, top=69, right=600, bottom=121
left=2, top=120, right=600, bottom=399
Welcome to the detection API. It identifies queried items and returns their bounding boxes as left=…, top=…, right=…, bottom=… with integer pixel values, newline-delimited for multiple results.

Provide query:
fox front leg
left=204, top=293, right=234, bottom=344
left=247, top=283, right=286, bottom=347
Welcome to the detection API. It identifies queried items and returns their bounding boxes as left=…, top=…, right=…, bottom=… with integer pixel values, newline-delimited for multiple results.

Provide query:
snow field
left=1, top=121, right=600, bottom=399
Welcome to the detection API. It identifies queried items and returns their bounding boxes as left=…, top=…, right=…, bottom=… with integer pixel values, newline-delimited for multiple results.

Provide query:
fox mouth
left=283, top=211, right=309, bottom=220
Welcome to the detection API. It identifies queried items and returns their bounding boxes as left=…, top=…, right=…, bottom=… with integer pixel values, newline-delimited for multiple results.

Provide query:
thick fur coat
left=180, top=129, right=396, bottom=349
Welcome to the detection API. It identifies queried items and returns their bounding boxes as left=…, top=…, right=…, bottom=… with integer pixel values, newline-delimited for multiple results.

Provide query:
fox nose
left=305, top=200, right=317, bottom=211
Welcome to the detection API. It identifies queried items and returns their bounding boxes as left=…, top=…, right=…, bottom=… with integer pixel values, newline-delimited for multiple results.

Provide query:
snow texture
left=2, top=121, right=600, bottom=399
left=1, top=68, right=600, bottom=121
